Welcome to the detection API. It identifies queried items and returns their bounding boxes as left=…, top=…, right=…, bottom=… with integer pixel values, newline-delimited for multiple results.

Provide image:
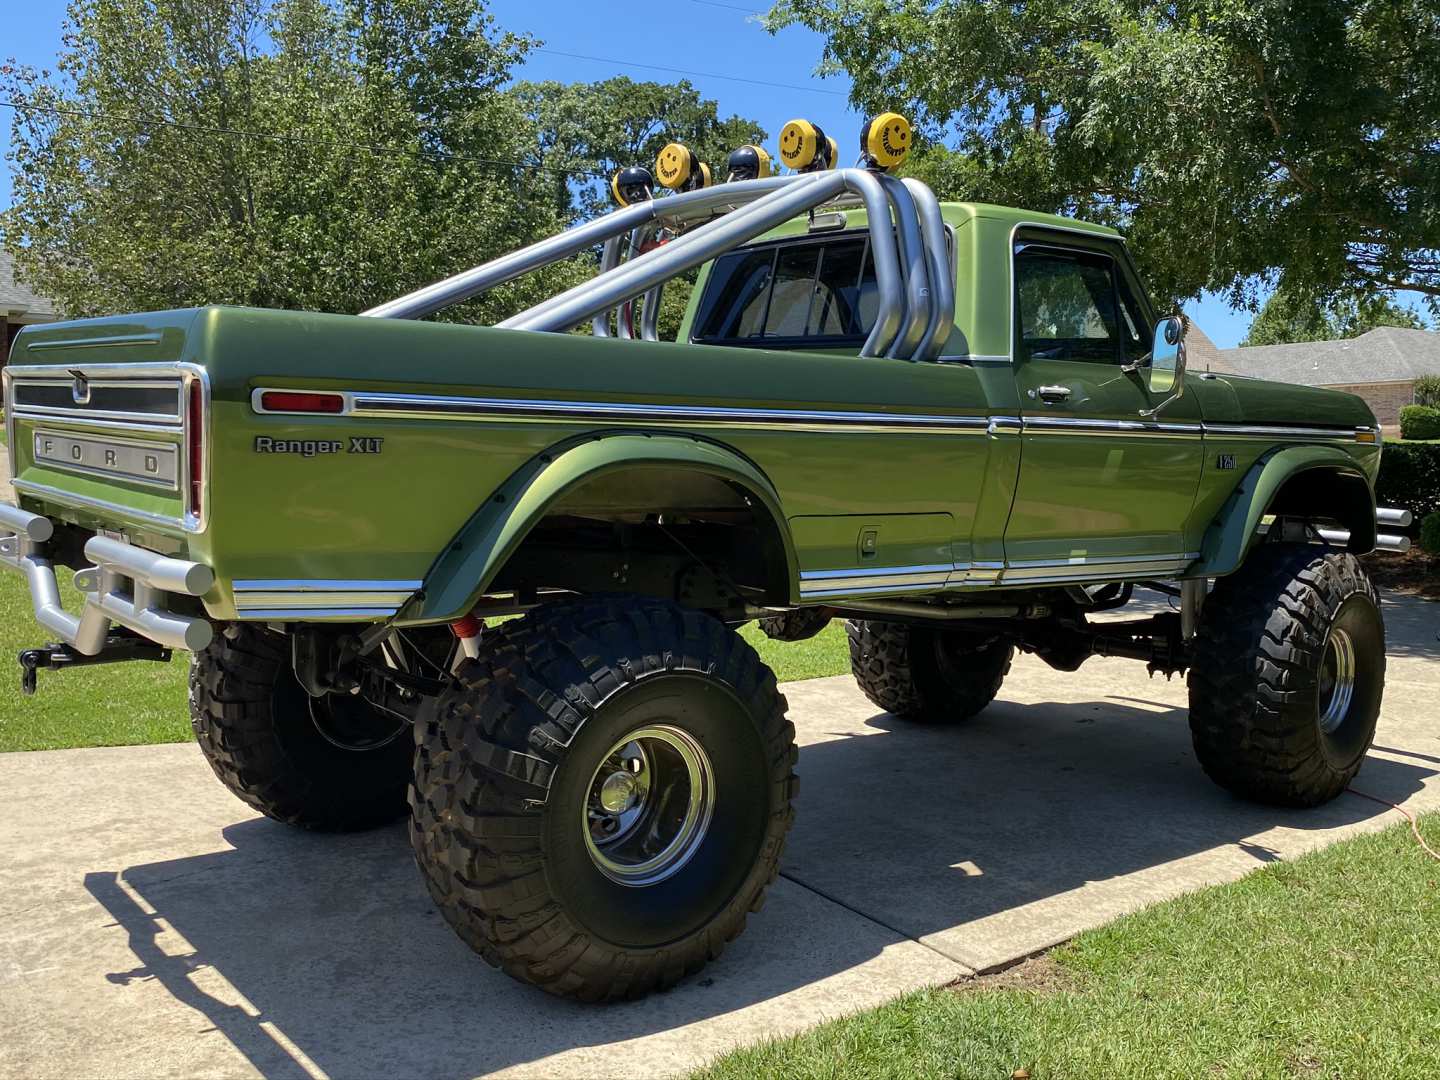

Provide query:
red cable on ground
left=1346, top=787, right=1440, bottom=863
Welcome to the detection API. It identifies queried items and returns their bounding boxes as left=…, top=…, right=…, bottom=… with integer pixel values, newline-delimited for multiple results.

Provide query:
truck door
left=1002, top=232, right=1205, bottom=585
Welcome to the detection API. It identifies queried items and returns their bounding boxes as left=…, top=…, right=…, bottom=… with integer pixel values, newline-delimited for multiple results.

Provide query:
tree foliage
left=1, top=0, right=582, bottom=320
left=1415, top=374, right=1440, bottom=407
left=1241, top=284, right=1429, bottom=345
left=513, top=76, right=767, bottom=340
left=515, top=76, right=765, bottom=222
left=768, top=0, right=1440, bottom=314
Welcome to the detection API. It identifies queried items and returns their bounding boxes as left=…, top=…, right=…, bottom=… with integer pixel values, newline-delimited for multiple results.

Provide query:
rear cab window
left=690, top=233, right=879, bottom=348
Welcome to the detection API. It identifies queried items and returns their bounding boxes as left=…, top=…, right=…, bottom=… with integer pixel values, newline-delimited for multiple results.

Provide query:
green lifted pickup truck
left=0, top=117, right=1411, bottom=1000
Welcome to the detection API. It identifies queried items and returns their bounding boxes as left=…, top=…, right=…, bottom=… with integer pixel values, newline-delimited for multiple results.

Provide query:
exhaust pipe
left=1317, top=527, right=1411, bottom=554
left=1313, top=506, right=1414, bottom=553
left=1376, top=506, right=1412, bottom=528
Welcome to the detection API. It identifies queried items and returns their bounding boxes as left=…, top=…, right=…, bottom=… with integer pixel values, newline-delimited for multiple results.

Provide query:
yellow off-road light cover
left=862, top=112, right=912, bottom=170
left=726, top=143, right=772, bottom=182
left=610, top=165, right=654, bottom=207
left=655, top=142, right=697, bottom=190
left=824, top=135, right=838, bottom=170
left=779, top=118, right=821, bottom=170
left=695, top=161, right=713, bottom=189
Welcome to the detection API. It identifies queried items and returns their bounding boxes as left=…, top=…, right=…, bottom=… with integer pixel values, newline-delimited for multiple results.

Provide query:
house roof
left=1183, top=323, right=1228, bottom=373
left=0, top=252, right=57, bottom=317
left=1213, top=326, right=1440, bottom=386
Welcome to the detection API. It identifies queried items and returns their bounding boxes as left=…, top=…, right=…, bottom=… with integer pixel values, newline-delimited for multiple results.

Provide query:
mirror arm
left=1120, top=351, right=1151, bottom=375
left=1139, top=389, right=1182, bottom=419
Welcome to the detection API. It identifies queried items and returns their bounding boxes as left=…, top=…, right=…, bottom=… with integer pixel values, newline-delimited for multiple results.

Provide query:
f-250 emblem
left=1216, top=453, right=1236, bottom=470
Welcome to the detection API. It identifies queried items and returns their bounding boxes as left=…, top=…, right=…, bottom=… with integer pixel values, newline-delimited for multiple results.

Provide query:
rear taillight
left=188, top=379, right=204, bottom=522
left=259, top=390, right=346, bottom=414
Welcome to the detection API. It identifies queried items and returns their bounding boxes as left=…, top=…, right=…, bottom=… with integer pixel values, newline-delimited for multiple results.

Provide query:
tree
left=514, top=76, right=766, bottom=222
left=1, top=0, right=586, bottom=321
left=1241, top=284, right=1429, bottom=346
left=766, top=0, right=1440, bottom=315
left=514, top=77, right=765, bottom=338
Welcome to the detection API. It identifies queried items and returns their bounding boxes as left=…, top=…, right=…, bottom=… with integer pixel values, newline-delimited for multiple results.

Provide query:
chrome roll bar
left=362, top=176, right=807, bottom=321
left=903, top=177, right=956, bottom=362
left=640, top=283, right=663, bottom=342
left=365, top=168, right=955, bottom=362
left=876, top=174, right=930, bottom=360
left=590, top=236, right=624, bottom=338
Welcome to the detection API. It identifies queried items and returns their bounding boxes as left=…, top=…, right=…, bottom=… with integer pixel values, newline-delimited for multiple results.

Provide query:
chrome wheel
left=582, top=724, right=716, bottom=887
left=1318, top=625, right=1357, bottom=735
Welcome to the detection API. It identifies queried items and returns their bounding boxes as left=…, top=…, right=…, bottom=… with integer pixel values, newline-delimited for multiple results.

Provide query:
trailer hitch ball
left=19, top=649, right=44, bottom=695
left=17, top=637, right=174, bottom=695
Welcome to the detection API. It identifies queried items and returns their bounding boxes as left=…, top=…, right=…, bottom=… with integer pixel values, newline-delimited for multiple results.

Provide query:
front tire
left=189, top=625, right=412, bottom=830
left=847, top=620, right=1013, bottom=723
left=1188, top=544, right=1385, bottom=807
left=409, top=597, right=797, bottom=1001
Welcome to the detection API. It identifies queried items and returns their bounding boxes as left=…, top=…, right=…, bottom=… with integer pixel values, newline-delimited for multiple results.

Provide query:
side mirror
left=1140, top=316, right=1187, bottom=417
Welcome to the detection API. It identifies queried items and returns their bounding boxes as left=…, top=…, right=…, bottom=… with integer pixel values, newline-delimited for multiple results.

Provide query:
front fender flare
left=1190, top=445, right=1376, bottom=578
left=407, top=433, right=798, bottom=623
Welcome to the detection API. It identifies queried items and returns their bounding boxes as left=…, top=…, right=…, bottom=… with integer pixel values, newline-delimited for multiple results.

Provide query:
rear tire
left=409, top=597, right=797, bottom=1001
left=189, top=625, right=412, bottom=830
left=847, top=620, right=1013, bottom=723
left=1188, top=544, right=1385, bottom=807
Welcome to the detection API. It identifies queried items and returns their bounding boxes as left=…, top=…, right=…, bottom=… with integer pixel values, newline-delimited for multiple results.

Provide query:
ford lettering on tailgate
left=33, top=430, right=178, bottom=489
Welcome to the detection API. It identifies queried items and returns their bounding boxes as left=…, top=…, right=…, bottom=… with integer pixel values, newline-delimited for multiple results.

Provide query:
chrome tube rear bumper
left=0, top=502, right=214, bottom=653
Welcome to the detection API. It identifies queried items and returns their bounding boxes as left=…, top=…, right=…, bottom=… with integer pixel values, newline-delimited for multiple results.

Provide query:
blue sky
left=1, top=0, right=1259, bottom=345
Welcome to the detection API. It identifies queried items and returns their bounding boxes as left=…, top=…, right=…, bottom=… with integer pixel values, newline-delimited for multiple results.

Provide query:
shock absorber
left=450, top=613, right=485, bottom=673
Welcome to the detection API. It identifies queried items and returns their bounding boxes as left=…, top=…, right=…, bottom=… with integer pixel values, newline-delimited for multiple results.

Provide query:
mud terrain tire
left=847, top=620, right=1013, bottom=723
left=190, top=625, right=412, bottom=830
left=409, top=597, right=797, bottom=1001
left=1188, top=544, right=1385, bottom=807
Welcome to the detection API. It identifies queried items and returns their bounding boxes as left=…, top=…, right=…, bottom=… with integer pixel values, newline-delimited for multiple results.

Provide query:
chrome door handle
left=1034, top=385, right=1072, bottom=404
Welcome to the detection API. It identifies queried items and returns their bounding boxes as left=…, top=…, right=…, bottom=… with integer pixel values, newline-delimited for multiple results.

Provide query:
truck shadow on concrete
left=83, top=695, right=1431, bottom=1079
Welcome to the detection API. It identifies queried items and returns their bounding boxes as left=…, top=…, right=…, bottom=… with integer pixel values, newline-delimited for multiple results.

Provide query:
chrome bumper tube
left=0, top=503, right=214, bottom=653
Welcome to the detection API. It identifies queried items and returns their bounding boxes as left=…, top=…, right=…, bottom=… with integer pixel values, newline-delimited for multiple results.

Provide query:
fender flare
left=1190, top=445, right=1377, bottom=577
left=408, top=432, right=799, bottom=623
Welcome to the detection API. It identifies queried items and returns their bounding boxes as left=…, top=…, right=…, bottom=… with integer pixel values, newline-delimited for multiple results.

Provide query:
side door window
left=1015, top=247, right=1144, bottom=364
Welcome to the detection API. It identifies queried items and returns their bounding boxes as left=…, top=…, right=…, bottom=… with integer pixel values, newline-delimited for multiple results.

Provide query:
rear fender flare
left=409, top=433, right=798, bottom=623
left=1190, top=446, right=1376, bottom=577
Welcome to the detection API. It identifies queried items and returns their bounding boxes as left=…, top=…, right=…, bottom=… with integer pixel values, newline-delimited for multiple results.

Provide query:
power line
left=531, top=48, right=847, bottom=97
left=687, top=0, right=763, bottom=12
left=0, top=99, right=609, bottom=179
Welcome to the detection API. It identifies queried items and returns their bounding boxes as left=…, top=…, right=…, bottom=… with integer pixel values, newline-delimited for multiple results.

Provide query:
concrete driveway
left=2, top=593, right=1438, bottom=1079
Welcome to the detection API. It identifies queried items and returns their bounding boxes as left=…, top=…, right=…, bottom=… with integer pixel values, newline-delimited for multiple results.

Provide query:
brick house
left=2, top=251, right=59, bottom=365
left=1202, top=326, right=1440, bottom=429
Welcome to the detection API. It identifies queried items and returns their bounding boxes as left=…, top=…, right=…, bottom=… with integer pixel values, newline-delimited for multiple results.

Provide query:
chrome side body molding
left=251, top=386, right=1379, bottom=445
left=232, top=579, right=423, bottom=621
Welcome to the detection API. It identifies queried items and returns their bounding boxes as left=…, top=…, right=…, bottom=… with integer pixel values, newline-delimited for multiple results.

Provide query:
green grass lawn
left=0, top=572, right=191, bottom=751
left=696, top=816, right=1440, bottom=1080
left=740, top=618, right=850, bottom=683
left=0, top=569, right=851, bottom=751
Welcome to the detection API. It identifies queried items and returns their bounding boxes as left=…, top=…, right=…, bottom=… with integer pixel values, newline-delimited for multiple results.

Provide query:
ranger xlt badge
left=254, top=436, right=384, bottom=456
